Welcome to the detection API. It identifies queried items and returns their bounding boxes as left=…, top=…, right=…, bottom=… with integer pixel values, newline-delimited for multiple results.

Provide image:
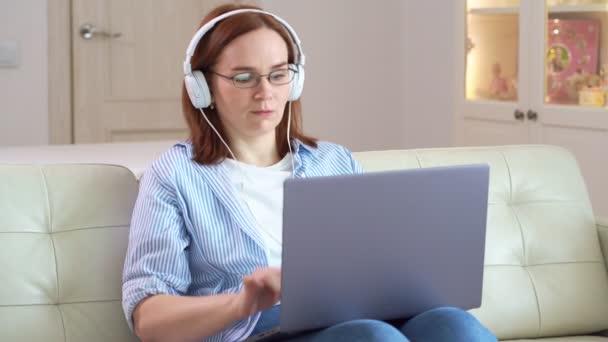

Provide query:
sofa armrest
left=599, top=217, right=608, bottom=266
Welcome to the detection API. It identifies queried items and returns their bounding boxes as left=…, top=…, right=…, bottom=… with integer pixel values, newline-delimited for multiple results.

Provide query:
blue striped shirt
left=122, top=139, right=364, bottom=342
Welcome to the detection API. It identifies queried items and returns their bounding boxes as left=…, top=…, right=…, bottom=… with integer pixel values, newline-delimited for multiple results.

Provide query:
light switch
left=0, top=41, right=20, bottom=68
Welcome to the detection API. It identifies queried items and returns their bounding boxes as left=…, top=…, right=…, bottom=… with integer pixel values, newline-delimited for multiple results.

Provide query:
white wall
left=263, top=0, right=455, bottom=151
left=262, top=0, right=405, bottom=151
left=0, top=0, right=49, bottom=146
left=401, top=1, right=455, bottom=149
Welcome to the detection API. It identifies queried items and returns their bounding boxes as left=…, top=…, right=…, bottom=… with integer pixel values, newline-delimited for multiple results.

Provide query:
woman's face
left=210, top=28, right=291, bottom=143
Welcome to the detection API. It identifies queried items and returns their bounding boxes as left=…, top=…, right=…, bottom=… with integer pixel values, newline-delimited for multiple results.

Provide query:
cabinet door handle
left=526, top=110, right=538, bottom=121
left=514, top=110, right=525, bottom=120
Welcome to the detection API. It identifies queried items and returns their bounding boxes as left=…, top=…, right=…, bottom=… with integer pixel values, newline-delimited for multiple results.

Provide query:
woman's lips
left=252, top=110, right=274, bottom=117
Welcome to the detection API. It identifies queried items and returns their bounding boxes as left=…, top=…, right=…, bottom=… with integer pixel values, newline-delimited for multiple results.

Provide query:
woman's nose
left=253, top=77, right=274, bottom=99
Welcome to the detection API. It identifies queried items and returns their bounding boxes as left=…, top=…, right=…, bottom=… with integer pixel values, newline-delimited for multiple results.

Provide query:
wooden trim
left=48, top=0, right=73, bottom=144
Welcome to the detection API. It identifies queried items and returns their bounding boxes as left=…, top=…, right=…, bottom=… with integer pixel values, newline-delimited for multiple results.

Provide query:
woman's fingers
left=248, top=268, right=281, bottom=293
left=238, top=268, right=282, bottom=316
left=260, top=268, right=281, bottom=293
left=241, top=276, right=263, bottom=314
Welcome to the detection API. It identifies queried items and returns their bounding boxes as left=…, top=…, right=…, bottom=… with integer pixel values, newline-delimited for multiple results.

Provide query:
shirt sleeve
left=341, top=145, right=365, bottom=174
left=121, top=166, right=191, bottom=332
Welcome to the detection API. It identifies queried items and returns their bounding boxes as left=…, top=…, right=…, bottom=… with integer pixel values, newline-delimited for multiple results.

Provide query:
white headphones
left=183, top=9, right=306, bottom=109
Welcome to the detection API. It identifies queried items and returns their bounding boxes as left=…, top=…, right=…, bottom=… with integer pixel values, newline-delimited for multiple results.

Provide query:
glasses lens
left=269, top=69, right=294, bottom=85
left=232, top=72, right=257, bottom=88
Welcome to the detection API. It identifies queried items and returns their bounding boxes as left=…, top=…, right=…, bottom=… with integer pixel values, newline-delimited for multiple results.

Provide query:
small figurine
left=489, top=62, right=509, bottom=99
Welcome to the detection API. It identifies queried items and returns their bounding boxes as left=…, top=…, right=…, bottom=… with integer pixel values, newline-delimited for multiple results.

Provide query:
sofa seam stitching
left=56, top=305, right=68, bottom=342
left=39, top=166, right=68, bottom=342
left=507, top=200, right=592, bottom=205
left=512, top=208, right=543, bottom=337
left=0, top=299, right=122, bottom=307
left=513, top=204, right=542, bottom=337
left=500, top=152, right=527, bottom=261
left=500, top=151, right=542, bottom=336
left=0, top=224, right=129, bottom=235
left=486, top=261, right=603, bottom=267
left=524, top=267, right=542, bottom=338
left=413, top=150, right=422, bottom=168
left=500, top=151, right=514, bottom=214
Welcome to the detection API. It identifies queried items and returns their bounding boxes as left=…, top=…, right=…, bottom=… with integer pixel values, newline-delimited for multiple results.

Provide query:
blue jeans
left=250, top=305, right=497, bottom=342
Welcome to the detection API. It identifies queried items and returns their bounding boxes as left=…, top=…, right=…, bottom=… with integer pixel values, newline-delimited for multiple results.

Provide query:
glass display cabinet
left=455, top=0, right=608, bottom=216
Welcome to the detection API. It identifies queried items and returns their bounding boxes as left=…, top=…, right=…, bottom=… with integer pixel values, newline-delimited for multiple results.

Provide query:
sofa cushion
left=353, top=145, right=608, bottom=340
left=0, top=164, right=139, bottom=342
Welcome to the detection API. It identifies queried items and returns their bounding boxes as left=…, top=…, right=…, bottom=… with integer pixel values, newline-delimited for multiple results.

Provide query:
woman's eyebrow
left=230, top=62, right=288, bottom=72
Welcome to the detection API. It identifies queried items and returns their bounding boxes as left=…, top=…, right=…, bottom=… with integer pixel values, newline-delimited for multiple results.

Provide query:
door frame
left=48, top=0, right=73, bottom=144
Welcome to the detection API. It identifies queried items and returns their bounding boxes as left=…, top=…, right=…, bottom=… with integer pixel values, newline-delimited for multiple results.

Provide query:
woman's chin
left=249, top=117, right=281, bottom=132
left=246, top=124, right=280, bottom=139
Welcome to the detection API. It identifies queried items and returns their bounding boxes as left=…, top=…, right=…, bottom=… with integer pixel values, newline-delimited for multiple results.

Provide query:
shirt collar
left=176, top=139, right=316, bottom=160
left=291, top=138, right=314, bottom=155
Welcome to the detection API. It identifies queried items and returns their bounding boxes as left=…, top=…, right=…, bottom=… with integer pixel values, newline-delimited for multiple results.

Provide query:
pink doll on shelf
left=489, top=62, right=509, bottom=98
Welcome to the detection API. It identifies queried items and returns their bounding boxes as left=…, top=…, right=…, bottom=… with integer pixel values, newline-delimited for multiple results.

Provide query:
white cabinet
left=455, top=0, right=608, bottom=217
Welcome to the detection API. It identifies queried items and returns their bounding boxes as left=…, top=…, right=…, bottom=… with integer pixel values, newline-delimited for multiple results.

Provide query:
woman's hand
left=231, top=267, right=281, bottom=320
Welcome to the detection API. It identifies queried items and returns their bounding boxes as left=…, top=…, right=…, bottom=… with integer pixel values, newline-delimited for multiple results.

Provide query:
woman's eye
left=270, top=71, right=287, bottom=80
left=234, top=73, right=254, bottom=83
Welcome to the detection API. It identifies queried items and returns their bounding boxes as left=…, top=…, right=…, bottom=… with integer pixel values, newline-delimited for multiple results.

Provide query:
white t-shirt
left=224, top=154, right=292, bottom=268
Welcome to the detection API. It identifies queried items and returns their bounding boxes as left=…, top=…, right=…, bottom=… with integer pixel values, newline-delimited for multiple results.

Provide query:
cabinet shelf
left=469, top=4, right=608, bottom=15
left=468, top=7, right=519, bottom=15
left=548, top=4, right=608, bottom=13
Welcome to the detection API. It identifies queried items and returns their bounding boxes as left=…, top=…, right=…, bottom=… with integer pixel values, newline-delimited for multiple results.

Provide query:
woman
left=122, top=4, right=497, bottom=342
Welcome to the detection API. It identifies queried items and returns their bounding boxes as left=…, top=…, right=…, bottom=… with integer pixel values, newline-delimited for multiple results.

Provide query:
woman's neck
left=229, top=134, right=281, bottom=167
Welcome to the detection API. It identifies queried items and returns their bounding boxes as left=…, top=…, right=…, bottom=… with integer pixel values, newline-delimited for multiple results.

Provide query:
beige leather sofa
left=1, top=144, right=607, bottom=341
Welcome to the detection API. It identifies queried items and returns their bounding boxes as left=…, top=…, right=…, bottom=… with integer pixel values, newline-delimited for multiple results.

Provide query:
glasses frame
left=209, top=66, right=297, bottom=89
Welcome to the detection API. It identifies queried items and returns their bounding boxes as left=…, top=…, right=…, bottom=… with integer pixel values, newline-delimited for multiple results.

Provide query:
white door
left=72, top=0, right=238, bottom=143
left=454, top=0, right=536, bottom=147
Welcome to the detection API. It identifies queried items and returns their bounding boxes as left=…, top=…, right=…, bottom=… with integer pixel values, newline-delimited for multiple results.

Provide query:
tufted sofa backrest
left=1, top=145, right=607, bottom=341
left=0, top=164, right=139, bottom=342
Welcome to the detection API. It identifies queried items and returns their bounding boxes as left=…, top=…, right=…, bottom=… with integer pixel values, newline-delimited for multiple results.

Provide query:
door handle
left=526, top=110, right=538, bottom=121
left=79, top=23, right=122, bottom=40
left=514, top=109, right=525, bottom=120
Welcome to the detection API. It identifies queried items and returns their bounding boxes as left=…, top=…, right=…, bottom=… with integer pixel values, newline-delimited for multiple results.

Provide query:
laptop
left=245, top=164, right=490, bottom=341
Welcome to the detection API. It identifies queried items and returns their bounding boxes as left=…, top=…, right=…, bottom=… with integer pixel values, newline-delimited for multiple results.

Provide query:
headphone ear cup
left=288, top=64, right=305, bottom=101
left=185, top=70, right=211, bottom=109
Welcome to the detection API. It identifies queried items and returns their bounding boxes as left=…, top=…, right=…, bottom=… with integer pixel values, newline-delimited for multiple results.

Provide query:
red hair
left=182, top=4, right=317, bottom=165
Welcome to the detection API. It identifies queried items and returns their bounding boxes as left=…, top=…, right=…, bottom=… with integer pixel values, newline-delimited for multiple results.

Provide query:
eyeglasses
left=209, top=67, right=297, bottom=89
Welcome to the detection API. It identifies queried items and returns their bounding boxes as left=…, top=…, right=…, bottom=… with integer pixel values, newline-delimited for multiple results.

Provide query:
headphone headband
left=183, top=9, right=306, bottom=76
